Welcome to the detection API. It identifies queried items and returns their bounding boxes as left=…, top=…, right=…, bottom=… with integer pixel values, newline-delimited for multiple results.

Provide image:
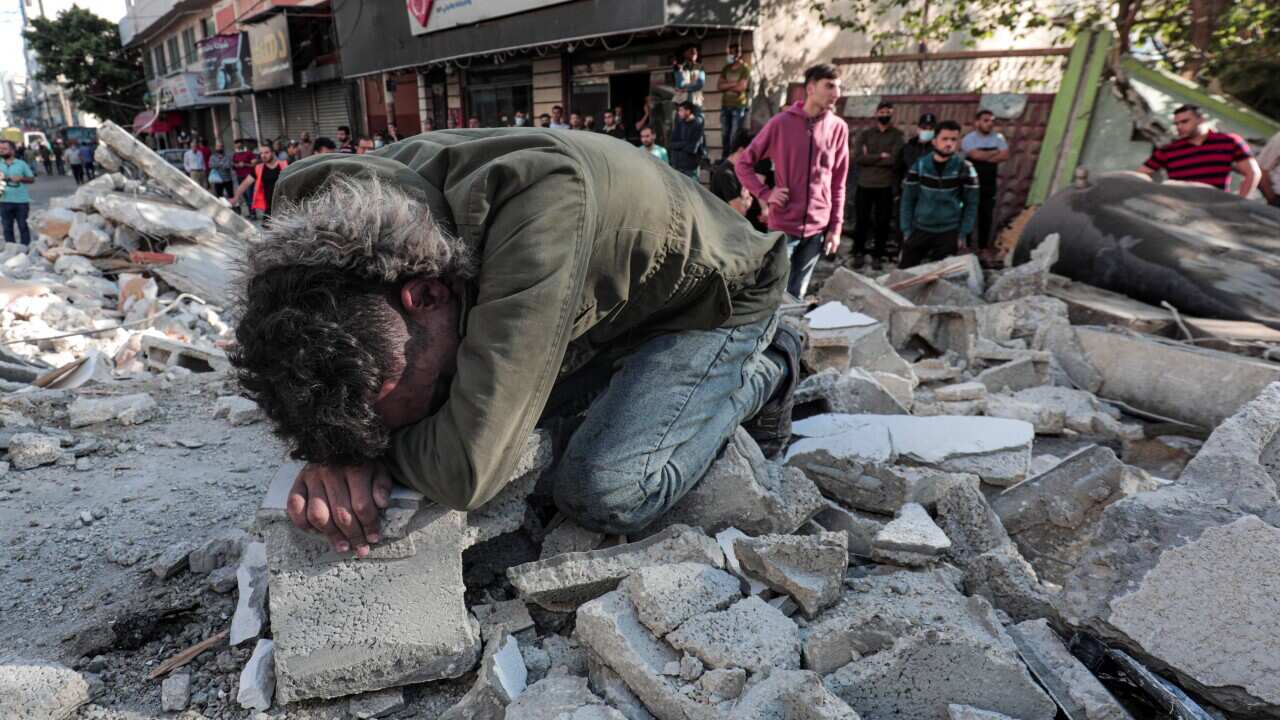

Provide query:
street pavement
left=26, top=170, right=79, bottom=212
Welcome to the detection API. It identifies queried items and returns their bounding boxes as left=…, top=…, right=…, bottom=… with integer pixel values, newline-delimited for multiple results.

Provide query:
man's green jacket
left=274, top=129, right=789, bottom=511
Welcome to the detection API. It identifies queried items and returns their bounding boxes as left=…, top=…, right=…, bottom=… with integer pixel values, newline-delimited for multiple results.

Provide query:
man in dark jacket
left=667, top=101, right=706, bottom=179
left=851, top=101, right=904, bottom=270
left=896, top=112, right=936, bottom=187
left=231, top=129, right=800, bottom=556
left=899, top=120, right=980, bottom=268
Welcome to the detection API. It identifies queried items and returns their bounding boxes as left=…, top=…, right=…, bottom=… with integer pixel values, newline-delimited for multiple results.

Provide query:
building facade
left=120, top=0, right=357, bottom=149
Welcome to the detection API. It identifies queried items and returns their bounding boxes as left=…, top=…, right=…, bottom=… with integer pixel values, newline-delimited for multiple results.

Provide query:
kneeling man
left=232, top=129, right=800, bottom=556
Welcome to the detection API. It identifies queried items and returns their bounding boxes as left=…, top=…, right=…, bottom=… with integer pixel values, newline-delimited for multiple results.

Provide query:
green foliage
left=21, top=4, right=145, bottom=125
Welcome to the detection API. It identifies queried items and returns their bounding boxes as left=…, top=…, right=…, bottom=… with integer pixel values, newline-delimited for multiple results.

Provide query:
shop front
left=333, top=0, right=758, bottom=145
left=143, top=71, right=230, bottom=150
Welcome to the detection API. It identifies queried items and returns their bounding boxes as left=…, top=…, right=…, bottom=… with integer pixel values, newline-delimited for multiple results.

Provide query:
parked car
left=159, top=148, right=186, bottom=170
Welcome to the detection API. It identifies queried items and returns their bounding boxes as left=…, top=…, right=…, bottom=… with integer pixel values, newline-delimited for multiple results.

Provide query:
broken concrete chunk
left=213, top=395, right=263, bottom=426
left=797, top=367, right=909, bottom=415
left=1177, top=381, right=1280, bottom=512
left=67, top=222, right=112, bottom=257
left=92, top=192, right=217, bottom=243
left=541, top=520, right=606, bottom=560
left=1008, top=619, right=1132, bottom=720
left=440, top=632, right=527, bottom=720
left=664, top=596, right=801, bottom=674
left=188, top=528, right=250, bottom=574
left=1097, top=515, right=1280, bottom=717
left=472, top=599, right=536, bottom=643
left=715, top=528, right=769, bottom=596
left=229, top=541, right=268, bottom=646
left=935, top=381, right=986, bottom=402
left=68, top=393, right=158, bottom=428
left=52, top=254, right=100, bottom=276
left=0, top=658, right=90, bottom=720
left=933, top=475, right=1009, bottom=564
left=620, top=562, right=742, bottom=637
left=732, top=532, right=847, bottom=618
left=267, top=504, right=480, bottom=703
left=236, top=638, right=275, bottom=711
left=729, top=669, right=860, bottom=719
left=818, top=267, right=916, bottom=324
left=697, top=667, right=747, bottom=703
left=645, top=428, right=823, bottom=537
left=813, top=501, right=888, bottom=558
left=788, top=414, right=1033, bottom=486
left=871, top=503, right=951, bottom=567
left=802, top=570, right=969, bottom=674
left=984, top=234, right=1058, bottom=303
left=889, top=305, right=976, bottom=359
left=141, top=334, right=231, bottom=373
left=962, top=546, right=1061, bottom=625
left=506, top=674, right=625, bottom=720
left=349, top=687, right=406, bottom=719
left=150, top=541, right=195, bottom=579
left=508, top=524, right=724, bottom=612
left=983, top=394, right=1065, bottom=435
left=823, top=602, right=1056, bottom=720
left=991, top=445, right=1132, bottom=584
left=976, top=357, right=1048, bottom=393
left=464, top=430, right=552, bottom=546
left=576, top=590, right=719, bottom=720
left=32, top=208, right=75, bottom=240
left=8, top=432, right=63, bottom=470
left=160, top=671, right=191, bottom=712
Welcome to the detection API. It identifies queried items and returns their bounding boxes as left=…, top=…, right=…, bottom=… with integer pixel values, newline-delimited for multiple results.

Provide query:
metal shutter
left=283, top=86, right=315, bottom=139
left=254, top=91, right=286, bottom=146
left=235, top=99, right=257, bottom=143
left=313, top=81, right=354, bottom=139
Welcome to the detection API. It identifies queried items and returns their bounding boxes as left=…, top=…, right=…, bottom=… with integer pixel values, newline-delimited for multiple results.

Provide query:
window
left=201, top=17, right=215, bottom=39
left=166, top=37, right=180, bottom=73
left=182, top=27, right=197, bottom=65
left=152, top=45, right=166, bottom=76
left=143, top=50, right=155, bottom=79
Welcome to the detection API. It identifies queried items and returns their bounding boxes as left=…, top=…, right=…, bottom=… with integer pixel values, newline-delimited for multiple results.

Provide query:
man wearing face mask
left=513, top=111, right=529, bottom=127
left=850, top=101, right=904, bottom=271
left=899, top=120, right=979, bottom=269
left=897, top=113, right=937, bottom=188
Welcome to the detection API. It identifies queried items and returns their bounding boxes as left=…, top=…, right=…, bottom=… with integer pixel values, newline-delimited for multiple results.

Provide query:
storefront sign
left=199, top=33, right=251, bottom=94
left=406, top=0, right=575, bottom=36
left=249, top=13, right=293, bottom=90
left=152, top=72, right=230, bottom=109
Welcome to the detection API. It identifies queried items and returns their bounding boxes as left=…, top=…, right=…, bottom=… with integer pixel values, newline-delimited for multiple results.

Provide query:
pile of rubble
left=4, top=132, right=1280, bottom=719
left=0, top=121, right=250, bottom=393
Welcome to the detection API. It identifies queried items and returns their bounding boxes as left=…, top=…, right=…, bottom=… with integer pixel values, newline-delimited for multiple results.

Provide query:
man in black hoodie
left=668, top=101, right=706, bottom=180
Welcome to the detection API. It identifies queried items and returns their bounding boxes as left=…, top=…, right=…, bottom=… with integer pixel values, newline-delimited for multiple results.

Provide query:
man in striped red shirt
left=1138, top=105, right=1260, bottom=198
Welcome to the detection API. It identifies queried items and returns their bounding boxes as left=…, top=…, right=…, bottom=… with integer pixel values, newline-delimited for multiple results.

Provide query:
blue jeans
left=0, top=202, right=31, bottom=245
left=548, top=315, right=785, bottom=534
left=720, top=107, right=748, bottom=156
left=785, top=233, right=824, bottom=298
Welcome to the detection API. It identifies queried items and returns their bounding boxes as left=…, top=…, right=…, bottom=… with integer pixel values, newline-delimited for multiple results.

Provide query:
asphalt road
left=25, top=169, right=79, bottom=212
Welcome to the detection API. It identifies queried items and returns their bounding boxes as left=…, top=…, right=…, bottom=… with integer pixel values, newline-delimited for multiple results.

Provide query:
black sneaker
left=851, top=254, right=866, bottom=270
left=870, top=256, right=883, bottom=272
left=744, top=322, right=803, bottom=458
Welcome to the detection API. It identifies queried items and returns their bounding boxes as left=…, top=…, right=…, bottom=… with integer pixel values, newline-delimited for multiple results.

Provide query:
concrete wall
left=751, top=0, right=1064, bottom=118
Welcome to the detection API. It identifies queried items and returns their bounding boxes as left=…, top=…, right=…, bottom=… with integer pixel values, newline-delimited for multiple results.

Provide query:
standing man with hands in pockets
left=734, top=63, right=848, bottom=298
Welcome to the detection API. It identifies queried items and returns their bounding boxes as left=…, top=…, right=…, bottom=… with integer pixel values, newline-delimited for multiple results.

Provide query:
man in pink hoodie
left=734, top=63, right=848, bottom=298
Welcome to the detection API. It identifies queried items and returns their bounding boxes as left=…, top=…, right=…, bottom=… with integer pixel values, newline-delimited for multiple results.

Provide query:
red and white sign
left=406, top=0, right=574, bottom=36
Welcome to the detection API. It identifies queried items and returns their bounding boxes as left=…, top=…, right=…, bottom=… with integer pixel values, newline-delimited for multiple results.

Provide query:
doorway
left=610, top=72, right=651, bottom=143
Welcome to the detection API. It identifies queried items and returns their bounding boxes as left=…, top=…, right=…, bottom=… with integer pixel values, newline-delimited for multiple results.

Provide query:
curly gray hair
left=231, top=174, right=475, bottom=464
left=243, top=173, right=477, bottom=284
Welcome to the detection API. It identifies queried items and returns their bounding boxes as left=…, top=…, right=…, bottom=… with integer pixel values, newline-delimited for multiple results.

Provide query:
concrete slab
left=508, top=525, right=724, bottom=612
left=439, top=632, right=527, bottom=720
left=1008, top=619, right=1132, bottom=720
left=620, top=562, right=743, bottom=637
left=889, top=306, right=977, bottom=359
left=788, top=414, right=1033, bottom=487
left=665, top=596, right=801, bottom=674
left=813, top=501, right=888, bottom=558
left=505, top=675, right=626, bottom=720
left=796, top=368, right=910, bottom=416
left=975, top=358, right=1048, bottom=393
left=817, top=267, right=916, bottom=324
left=1072, top=326, right=1280, bottom=429
left=0, top=658, right=89, bottom=720
left=823, top=598, right=1056, bottom=720
left=266, top=505, right=480, bottom=703
left=575, top=590, right=723, bottom=720
left=729, top=669, right=860, bottom=719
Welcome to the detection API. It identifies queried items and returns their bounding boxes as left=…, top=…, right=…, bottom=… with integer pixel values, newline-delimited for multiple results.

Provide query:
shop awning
left=334, top=0, right=759, bottom=77
left=132, top=110, right=184, bottom=135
